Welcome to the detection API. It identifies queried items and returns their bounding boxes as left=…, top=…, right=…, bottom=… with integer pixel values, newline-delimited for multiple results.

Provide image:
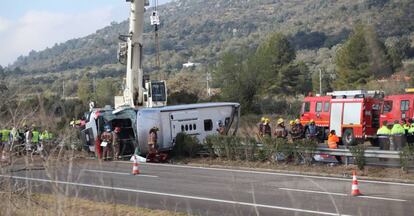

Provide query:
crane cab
left=143, top=80, right=167, bottom=108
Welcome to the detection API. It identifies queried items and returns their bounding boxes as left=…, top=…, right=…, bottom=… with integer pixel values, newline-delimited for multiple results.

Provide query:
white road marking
left=119, top=162, right=414, bottom=187
left=279, top=188, right=406, bottom=202
left=84, top=169, right=158, bottom=178
left=0, top=175, right=350, bottom=216
left=279, top=188, right=347, bottom=197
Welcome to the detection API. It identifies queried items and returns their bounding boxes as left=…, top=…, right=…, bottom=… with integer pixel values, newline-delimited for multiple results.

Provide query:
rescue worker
left=112, top=127, right=121, bottom=160
left=31, top=125, right=40, bottom=152
left=377, top=121, right=391, bottom=150
left=258, top=117, right=265, bottom=137
left=306, top=120, right=319, bottom=141
left=25, top=126, right=32, bottom=152
left=408, top=119, right=414, bottom=145
left=147, top=127, right=159, bottom=162
left=1, top=128, right=11, bottom=160
left=290, top=119, right=304, bottom=140
left=274, top=118, right=288, bottom=139
left=40, top=129, right=52, bottom=146
left=148, top=127, right=159, bottom=154
left=327, top=130, right=342, bottom=164
left=391, top=120, right=406, bottom=150
left=403, top=119, right=410, bottom=135
left=100, top=125, right=113, bottom=160
left=217, top=121, right=226, bottom=135
left=391, top=120, right=405, bottom=135
left=10, top=127, right=20, bottom=152
left=263, top=118, right=272, bottom=137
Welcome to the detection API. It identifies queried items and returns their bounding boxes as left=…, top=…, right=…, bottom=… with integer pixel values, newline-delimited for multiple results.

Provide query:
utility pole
left=206, top=71, right=211, bottom=97
left=93, top=77, right=96, bottom=94
left=62, top=80, right=65, bottom=99
left=319, top=68, right=322, bottom=96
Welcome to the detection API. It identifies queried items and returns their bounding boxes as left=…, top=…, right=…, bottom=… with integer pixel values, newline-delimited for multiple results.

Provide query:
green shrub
left=173, top=132, right=201, bottom=158
left=350, top=145, right=366, bottom=170
left=400, top=145, right=414, bottom=173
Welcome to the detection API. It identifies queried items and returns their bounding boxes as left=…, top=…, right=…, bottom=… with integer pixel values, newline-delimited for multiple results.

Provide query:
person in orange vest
left=327, top=130, right=342, bottom=164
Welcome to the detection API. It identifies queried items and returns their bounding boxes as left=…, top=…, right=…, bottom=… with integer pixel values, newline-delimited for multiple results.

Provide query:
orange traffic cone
left=132, top=156, right=140, bottom=175
left=351, top=170, right=362, bottom=196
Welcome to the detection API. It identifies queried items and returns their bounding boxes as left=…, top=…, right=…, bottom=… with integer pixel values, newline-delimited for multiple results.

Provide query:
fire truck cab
left=380, top=90, right=414, bottom=126
left=300, top=90, right=383, bottom=146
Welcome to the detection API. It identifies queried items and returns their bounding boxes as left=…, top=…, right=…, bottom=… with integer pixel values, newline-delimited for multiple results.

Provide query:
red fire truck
left=380, top=89, right=414, bottom=126
left=300, top=90, right=383, bottom=146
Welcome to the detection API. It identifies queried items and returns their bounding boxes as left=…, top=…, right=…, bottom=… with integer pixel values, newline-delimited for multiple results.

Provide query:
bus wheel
left=342, top=129, right=357, bottom=146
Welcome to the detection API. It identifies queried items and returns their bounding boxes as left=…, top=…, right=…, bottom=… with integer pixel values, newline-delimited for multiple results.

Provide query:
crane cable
left=152, top=0, right=160, bottom=70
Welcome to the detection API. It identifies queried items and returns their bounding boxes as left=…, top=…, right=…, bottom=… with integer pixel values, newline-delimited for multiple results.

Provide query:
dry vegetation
left=0, top=192, right=187, bottom=216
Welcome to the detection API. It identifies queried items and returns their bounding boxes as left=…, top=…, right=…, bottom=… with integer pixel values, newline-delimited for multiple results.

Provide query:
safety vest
left=404, top=124, right=410, bottom=131
left=409, top=126, right=414, bottom=134
left=1, top=129, right=10, bottom=142
left=377, top=126, right=391, bottom=136
left=328, top=134, right=339, bottom=149
left=32, top=131, right=40, bottom=143
left=391, top=124, right=405, bottom=135
left=41, top=131, right=52, bottom=140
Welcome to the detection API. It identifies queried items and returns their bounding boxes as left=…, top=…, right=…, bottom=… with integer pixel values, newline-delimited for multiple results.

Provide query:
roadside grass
left=0, top=192, right=188, bottom=216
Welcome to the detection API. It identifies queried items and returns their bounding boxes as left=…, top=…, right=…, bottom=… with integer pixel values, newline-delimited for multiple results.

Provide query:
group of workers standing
left=0, top=125, right=53, bottom=161
left=258, top=117, right=319, bottom=141
left=376, top=119, right=414, bottom=150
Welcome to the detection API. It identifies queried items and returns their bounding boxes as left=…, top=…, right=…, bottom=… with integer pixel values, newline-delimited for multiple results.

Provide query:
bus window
left=383, top=101, right=392, bottom=113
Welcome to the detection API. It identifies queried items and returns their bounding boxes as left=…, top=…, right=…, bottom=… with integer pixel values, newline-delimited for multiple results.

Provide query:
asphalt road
left=2, top=159, right=414, bottom=216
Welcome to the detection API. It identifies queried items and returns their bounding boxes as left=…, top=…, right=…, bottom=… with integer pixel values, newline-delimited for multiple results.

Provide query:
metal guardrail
left=314, top=148, right=401, bottom=159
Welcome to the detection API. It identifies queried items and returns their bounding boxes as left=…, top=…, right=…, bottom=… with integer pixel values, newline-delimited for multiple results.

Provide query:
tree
left=95, top=78, right=116, bottom=107
left=77, top=74, right=92, bottom=105
left=0, top=66, right=4, bottom=80
left=255, top=33, right=296, bottom=94
left=214, top=50, right=260, bottom=113
left=385, top=36, right=411, bottom=70
left=335, top=24, right=393, bottom=89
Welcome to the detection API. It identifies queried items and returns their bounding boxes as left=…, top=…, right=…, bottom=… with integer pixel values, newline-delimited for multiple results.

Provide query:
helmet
left=114, top=127, right=121, bottom=133
left=295, top=119, right=301, bottom=124
left=289, top=120, right=295, bottom=125
left=261, top=117, right=266, bottom=123
left=104, top=124, right=112, bottom=132
left=277, top=118, right=284, bottom=125
left=309, top=119, right=315, bottom=123
left=265, top=118, right=270, bottom=124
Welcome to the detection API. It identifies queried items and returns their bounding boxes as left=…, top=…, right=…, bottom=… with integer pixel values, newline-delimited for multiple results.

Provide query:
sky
left=0, top=0, right=172, bottom=67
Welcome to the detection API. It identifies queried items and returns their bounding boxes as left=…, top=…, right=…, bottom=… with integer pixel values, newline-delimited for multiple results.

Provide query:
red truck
left=380, top=91, right=414, bottom=126
left=300, top=90, right=383, bottom=146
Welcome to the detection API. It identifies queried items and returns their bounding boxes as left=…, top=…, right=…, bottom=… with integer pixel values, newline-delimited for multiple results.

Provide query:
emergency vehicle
left=300, top=90, right=383, bottom=146
left=380, top=89, right=414, bottom=126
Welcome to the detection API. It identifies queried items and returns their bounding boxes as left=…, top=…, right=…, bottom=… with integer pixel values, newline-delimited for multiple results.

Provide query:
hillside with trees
left=2, top=0, right=414, bottom=111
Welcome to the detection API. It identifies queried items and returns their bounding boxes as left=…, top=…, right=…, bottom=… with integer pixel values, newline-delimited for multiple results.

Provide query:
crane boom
left=115, top=0, right=167, bottom=109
